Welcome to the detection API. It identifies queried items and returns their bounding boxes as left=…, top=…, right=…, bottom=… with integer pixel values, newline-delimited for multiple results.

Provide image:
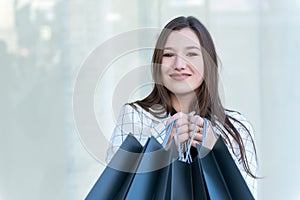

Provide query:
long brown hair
left=131, top=16, right=257, bottom=178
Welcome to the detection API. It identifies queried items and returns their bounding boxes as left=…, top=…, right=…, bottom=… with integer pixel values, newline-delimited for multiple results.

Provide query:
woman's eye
left=163, top=53, right=174, bottom=57
left=186, top=52, right=198, bottom=57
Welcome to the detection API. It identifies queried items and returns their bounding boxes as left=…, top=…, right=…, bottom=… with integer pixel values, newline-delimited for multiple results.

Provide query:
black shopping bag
left=169, top=159, right=194, bottom=200
left=85, top=134, right=144, bottom=200
left=167, top=118, right=255, bottom=200
left=191, top=151, right=209, bottom=200
left=86, top=119, right=255, bottom=200
left=125, top=136, right=177, bottom=200
left=168, top=145, right=207, bottom=200
left=86, top=132, right=177, bottom=199
left=198, top=119, right=255, bottom=200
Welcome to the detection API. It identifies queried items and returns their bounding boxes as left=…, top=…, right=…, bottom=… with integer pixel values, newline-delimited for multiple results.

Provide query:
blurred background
left=1, top=0, right=300, bottom=199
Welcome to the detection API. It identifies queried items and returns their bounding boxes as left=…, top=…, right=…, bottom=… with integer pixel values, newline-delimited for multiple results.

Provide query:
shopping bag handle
left=184, top=117, right=200, bottom=162
left=184, top=118, right=208, bottom=162
left=202, top=118, right=208, bottom=146
left=160, top=118, right=208, bottom=161
left=161, top=119, right=177, bottom=148
left=161, top=119, right=184, bottom=159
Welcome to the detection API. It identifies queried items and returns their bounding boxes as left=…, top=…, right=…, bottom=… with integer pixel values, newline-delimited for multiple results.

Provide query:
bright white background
left=0, top=0, right=299, bottom=199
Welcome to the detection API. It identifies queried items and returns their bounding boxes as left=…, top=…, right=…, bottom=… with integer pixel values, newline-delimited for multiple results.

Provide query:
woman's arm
left=105, top=104, right=144, bottom=163
left=227, top=112, right=258, bottom=198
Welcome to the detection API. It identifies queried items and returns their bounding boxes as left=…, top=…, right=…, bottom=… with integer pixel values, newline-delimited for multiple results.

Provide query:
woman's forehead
left=164, top=28, right=200, bottom=48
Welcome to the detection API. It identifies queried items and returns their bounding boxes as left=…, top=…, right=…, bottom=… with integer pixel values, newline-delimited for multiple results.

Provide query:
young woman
left=106, top=16, right=257, bottom=198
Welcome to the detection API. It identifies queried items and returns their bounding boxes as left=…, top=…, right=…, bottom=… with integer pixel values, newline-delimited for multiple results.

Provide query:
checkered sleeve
left=105, top=104, right=151, bottom=163
left=228, top=112, right=258, bottom=199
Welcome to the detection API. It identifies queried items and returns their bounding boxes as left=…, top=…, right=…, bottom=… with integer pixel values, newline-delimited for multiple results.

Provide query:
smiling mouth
left=169, top=73, right=191, bottom=80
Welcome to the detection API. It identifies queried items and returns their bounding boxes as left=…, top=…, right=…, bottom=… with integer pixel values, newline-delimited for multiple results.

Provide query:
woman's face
left=161, top=28, right=204, bottom=97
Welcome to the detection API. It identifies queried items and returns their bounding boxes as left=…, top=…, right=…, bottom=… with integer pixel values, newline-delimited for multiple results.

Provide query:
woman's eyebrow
left=163, top=47, right=174, bottom=50
left=163, top=46, right=201, bottom=50
left=186, top=46, right=201, bottom=50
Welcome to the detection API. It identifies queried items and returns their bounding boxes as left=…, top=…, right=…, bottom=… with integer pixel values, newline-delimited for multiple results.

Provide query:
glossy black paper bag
left=125, top=136, right=177, bottom=200
left=199, top=137, right=255, bottom=200
left=85, top=134, right=143, bottom=200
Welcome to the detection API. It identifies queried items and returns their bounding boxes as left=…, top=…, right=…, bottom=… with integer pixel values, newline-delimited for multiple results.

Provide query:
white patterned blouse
left=106, top=103, right=257, bottom=198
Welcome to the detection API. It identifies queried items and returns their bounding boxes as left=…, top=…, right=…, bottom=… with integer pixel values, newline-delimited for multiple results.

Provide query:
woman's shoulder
left=225, top=109, right=246, bottom=120
left=120, top=103, right=142, bottom=113
left=119, top=103, right=166, bottom=122
left=225, top=109, right=254, bottom=136
left=117, top=103, right=144, bottom=121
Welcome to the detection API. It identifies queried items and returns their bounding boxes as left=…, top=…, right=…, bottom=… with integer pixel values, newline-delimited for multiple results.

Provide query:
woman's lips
left=169, top=73, right=191, bottom=80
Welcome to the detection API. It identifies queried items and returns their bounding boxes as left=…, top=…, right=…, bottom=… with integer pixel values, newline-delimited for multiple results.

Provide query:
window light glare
left=106, top=13, right=121, bottom=22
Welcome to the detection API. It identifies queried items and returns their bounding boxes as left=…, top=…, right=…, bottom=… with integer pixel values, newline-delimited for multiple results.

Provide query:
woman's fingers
left=191, top=140, right=199, bottom=148
left=166, top=112, right=189, bottom=126
left=189, top=115, right=206, bottom=146
left=188, top=123, right=202, bottom=132
left=166, top=112, right=190, bottom=145
left=168, top=113, right=215, bottom=148
left=189, top=115, right=204, bottom=127
left=171, top=124, right=189, bottom=143
left=177, top=132, right=189, bottom=143
left=190, top=131, right=203, bottom=140
left=167, top=113, right=211, bottom=146
left=189, top=131, right=203, bottom=146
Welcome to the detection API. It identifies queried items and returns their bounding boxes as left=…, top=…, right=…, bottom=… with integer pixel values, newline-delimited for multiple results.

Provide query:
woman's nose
left=174, top=55, right=187, bottom=70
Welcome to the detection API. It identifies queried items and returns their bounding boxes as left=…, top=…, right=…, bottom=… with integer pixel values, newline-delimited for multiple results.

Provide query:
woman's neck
left=171, top=93, right=195, bottom=114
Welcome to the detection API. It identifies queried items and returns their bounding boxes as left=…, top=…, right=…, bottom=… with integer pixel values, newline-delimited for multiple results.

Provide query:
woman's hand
left=166, top=112, right=190, bottom=146
left=189, top=115, right=204, bottom=148
left=166, top=112, right=217, bottom=149
left=189, top=115, right=217, bottom=149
